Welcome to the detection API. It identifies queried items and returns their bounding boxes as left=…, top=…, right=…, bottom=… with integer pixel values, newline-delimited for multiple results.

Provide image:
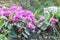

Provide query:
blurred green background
left=0, top=0, right=60, bottom=12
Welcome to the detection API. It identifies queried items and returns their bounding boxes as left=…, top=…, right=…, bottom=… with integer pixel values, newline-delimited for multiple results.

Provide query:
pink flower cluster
left=50, top=18, right=58, bottom=23
left=39, top=16, right=45, bottom=21
left=0, top=6, right=35, bottom=21
left=28, top=23, right=35, bottom=30
left=0, top=6, right=35, bottom=30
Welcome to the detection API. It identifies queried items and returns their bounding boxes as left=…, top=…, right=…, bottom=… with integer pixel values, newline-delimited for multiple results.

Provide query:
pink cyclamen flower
left=39, top=16, right=45, bottom=21
left=28, top=23, right=35, bottom=30
left=16, top=10, right=23, bottom=16
left=17, top=6, right=22, bottom=11
left=21, top=10, right=28, bottom=16
left=27, top=11, right=33, bottom=15
left=29, top=15, right=35, bottom=20
left=50, top=18, right=58, bottom=23
left=14, top=15, right=22, bottom=20
left=0, top=9, right=3, bottom=15
left=9, top=18, right=15, bottom=23
left=1, top=11, right=11, bottom=16
left=25, top=17, right=31, bottom=21
left=33, top=21, right=38, bottom=25
left=8, top=6, right=17, bottom=12
left=27, top=11, right=35, bottom=20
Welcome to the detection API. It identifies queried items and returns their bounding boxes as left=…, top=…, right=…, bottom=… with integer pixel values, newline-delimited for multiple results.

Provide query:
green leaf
left=25, top=30, right=30, bottom=36
left=35, top=13, right=41, bottom=17
left=5, top=22, right=8, bottom=27
left=4, top=29, right=10, bottom=35
left=8, top=30, right=17, bottom=38
left=22, top=33, right=28, bottom=38
left=16, top=24, right=21, bottom=28
left=0, top=16, right=8, bottom=20
left=0, top=34, right=8, bottom=40
left=35, top=9, right=41, bottom=17
left=44, top=13, right=50, bottom=21
left=55, top=13, right=60, bottom=19
left=0, top=21, right=5, bottom=30
left=7, top=24, right=13, bottom=29
left=41, top=26, right=47, bottom=30
left=0, top=20, right=4, bottom=26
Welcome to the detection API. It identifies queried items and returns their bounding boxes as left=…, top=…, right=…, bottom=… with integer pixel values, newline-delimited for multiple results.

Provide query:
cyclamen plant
left=39, top=6, right=59, bottom=30
left=36, top=6, right=60, bottom=40
left=0, top=6, right=36, bottom=40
